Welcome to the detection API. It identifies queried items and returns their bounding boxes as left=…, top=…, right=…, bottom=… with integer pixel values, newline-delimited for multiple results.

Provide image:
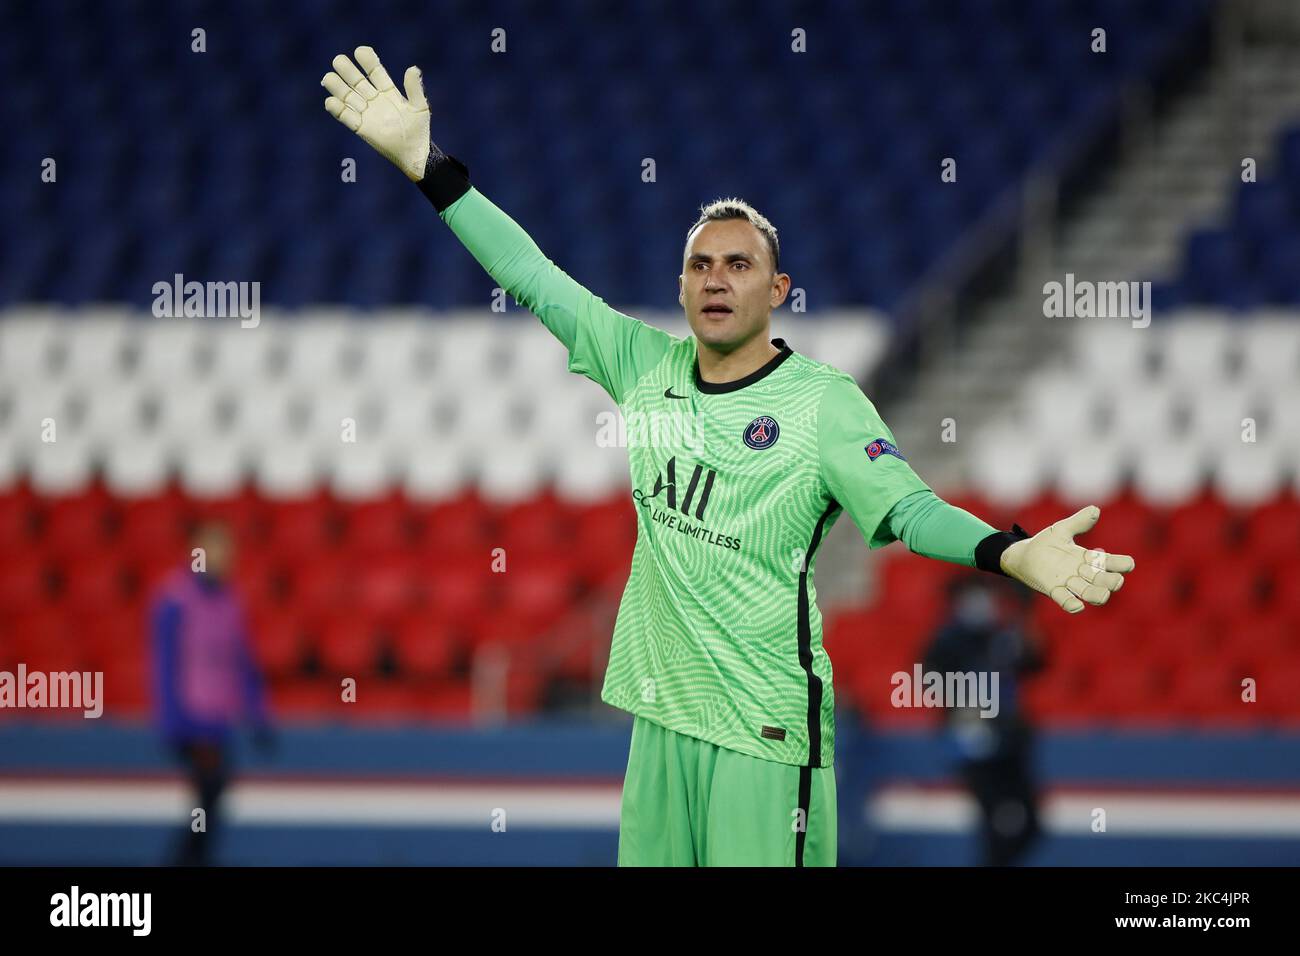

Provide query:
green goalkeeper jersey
left=441, top=187, right=933, bottom=768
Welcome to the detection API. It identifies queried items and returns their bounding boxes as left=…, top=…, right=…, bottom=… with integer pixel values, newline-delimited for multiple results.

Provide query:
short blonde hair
left=685, top=197, right=781, bottom=273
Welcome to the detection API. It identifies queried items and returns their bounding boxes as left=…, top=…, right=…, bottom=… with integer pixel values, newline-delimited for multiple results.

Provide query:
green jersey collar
left=694, top=338, right=794, bottom=395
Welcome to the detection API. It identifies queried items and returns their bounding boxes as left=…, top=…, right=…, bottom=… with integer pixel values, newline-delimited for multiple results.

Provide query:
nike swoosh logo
left=664, top=387, right=688, bottom=399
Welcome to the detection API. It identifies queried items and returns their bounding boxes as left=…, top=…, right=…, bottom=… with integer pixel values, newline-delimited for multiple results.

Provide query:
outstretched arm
left=321, top=46, right=674, bottom=403
left=817, top=375, right=1134, bottom=615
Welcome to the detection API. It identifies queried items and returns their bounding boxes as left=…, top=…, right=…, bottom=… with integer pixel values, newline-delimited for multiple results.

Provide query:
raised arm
left=322, top=46, right=675, bottom=403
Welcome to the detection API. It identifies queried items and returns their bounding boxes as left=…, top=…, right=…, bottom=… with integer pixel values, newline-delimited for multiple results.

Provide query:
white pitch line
left=4, top=780, right=1300, bottom=836
left=869, top=786, right=1300, bottom=836
left=0, top=780, right=624, bottom=828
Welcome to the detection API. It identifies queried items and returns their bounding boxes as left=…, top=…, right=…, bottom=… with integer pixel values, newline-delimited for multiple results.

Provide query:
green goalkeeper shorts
left=616, top=715, right=837, bottom=866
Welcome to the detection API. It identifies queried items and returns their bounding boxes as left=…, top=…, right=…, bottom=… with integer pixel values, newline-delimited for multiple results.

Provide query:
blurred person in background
left=149, top=519, right=274, bottom=866
left=922, top=576, right=1045, bottom=866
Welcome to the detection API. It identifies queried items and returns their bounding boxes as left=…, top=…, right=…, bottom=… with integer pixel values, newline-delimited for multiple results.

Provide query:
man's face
left=679, top=218, right=790, bottom=352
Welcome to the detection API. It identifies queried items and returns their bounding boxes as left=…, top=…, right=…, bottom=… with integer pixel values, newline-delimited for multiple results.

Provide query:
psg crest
left=743, top=416, right=780, bottom=450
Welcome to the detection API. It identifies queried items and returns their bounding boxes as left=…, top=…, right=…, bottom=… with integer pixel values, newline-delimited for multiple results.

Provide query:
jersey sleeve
left=816, top=375, right=933, bottom=550
left=439, top=187, right=676, bottom=403
left=884, top=487, right=1000, bottom=566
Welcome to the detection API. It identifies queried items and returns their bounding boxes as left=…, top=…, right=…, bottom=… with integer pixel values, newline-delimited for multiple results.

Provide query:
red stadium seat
left=117, top=494, right=189, bottom=560
left=497, top=494, right=566, bottom=559
left=1241, top=494, right=1300, bottom=565
left=316, top=612, right=381, bottom=676
left=422, top=561, right=495, bottom=626
left=284, top=555, right=353, bottom=613
left=1218, top=615, right=1295, bottom=672
left=9, top=608, right=82, bottom=672
left=0, top=489, right=37, bottom=551
left=1187, top=561, right=1264, bottom=617
left=228, top=550, right=285, bottom=613
left=1138, top=609, right=1216, bottom=664
left=1262, top=556, right=1300, bottom=619
left=1089, top=651, right=1175, bottom=723
left=549, top=622, right=606, bottom=684
left=474, top=608, right=550, bottom=650
left=1070, top=489, right=1154, bottom=557
left=496, top=558, right=579, bottom=631
left=1166, top=658, right=1259, bottom=725
left=0, top=554, right=55, bottom=615
left=1024, top=663, right=1099, bottom=726
left=572, top=497, right=636, bottom=587
left=392, top=613, right=459, bottom=677
left=1245, top=661, right=1300, bottom=723
left=248, top=607, right=307, bottom=677
left=191, top=489, right=266, bottom=545
left=417, top=680, right=474, bottom=721
left=349, top=680, right=420, bottom=720
left=41, top=490, right=115, bottom=555
left=79, top=611, right=144, bottom=670
left=59, top=553, right=132, bottom=613
left=414, top=491, right=493, bottom=554
left=270, top=680, right=341, bottom=718
left=1158, top=490, right=1235, bottom=558
left=1112, top=552, right=1187, bottom=620
left=340, top=494, right=413, bottom=556
left=100, top=648, right=150, bottom=716
left=355, top=553, right=420, bottom=618
left=265, top=495, right=337, bottom=558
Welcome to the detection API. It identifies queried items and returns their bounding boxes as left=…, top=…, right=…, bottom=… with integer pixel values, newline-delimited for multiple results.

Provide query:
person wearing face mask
left=922, top=576, right=1045, bottom=866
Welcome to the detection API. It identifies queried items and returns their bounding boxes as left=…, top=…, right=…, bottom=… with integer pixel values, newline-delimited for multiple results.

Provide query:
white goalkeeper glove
left=322, top=46, right=432, bottom=182
left=999, top=505, right=1135, bottom=614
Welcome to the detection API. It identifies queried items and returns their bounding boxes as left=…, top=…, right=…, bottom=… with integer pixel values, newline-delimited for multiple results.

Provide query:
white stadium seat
left=61, top=312, right=132, bottom=382
left=1237, top=313, right=1300, bottom=384
left=28, top=437, right=96, bottom=495
left=178, top=437, right=246, bottom=498
left=280, top=311, right=361, bottom=385
left=478, top=437, right=548, bottom=503
left=404, top=445, right=468, bottom=500
left=1156, top=312, right=1237, bottom=383
left=72, top=379, right=149, bottom=441
left=1132, top=438, right=1207, bottom=504
left=554, top=441, right=629, bottom=502
left=0, top=307, right=63, bottom=381
left=1054, top=435, right=1129, bottom=504
left=1212, top=439, right=1290, bottom=506
left=103, top=438, right=170, bottom=496
left=254, top=437, right=320, bottom=498
left=331, top=444, right=395, bottom=500
left=359, top=312, right=438, bottom=382
left=207, top=319, right=283, bottom=385
left=1101, top=380, right=1182, bottom=448
left=968, top=424, right=1049, bottom=504
left=133, top=318, right=207, bottom=385
left=1179, top=383, right=1267, bottom=443
left=1070, top=323, right=1151, bottom=384
left=1018, top=368, right=1099, bottom=450
left=3, top=382, right=70, bottom=452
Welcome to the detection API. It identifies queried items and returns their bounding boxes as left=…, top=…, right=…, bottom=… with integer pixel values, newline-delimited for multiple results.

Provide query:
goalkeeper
left=323, top=47, right=1136, bottom=867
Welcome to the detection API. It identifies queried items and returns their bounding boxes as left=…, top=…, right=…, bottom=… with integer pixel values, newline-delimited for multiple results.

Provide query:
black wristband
left=974, top=522, right=1033, bottom=576
left=416, top=148, right=471, bottom=213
